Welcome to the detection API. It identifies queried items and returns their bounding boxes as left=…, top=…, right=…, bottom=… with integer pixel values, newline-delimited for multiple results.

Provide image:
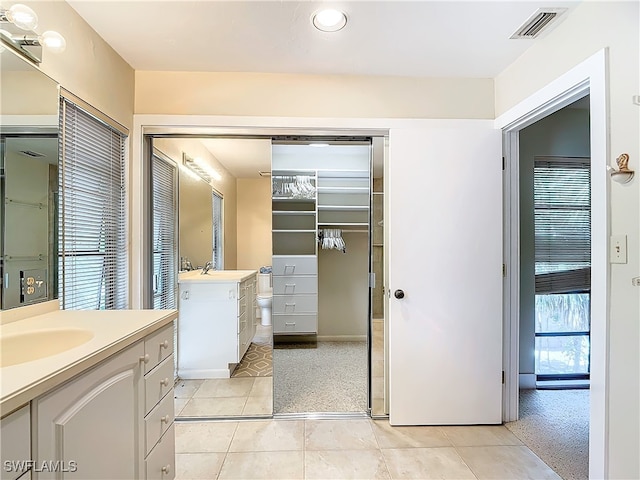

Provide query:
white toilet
left=256, top=272, right=273, bottom=326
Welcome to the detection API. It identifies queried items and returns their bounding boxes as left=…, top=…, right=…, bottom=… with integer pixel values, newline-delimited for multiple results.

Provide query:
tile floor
left=174, top=418, right=561, bottom=479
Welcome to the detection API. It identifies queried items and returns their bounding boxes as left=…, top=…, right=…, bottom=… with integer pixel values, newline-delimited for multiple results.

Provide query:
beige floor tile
left=194, top=378, right=255, bottom=398
left=175, top=421, right=238, bottom=453
left=305, top=419, right=378, bottom=450
left=218, top=451, right=304, bottom=479
left=242, top=395, right=273, bottom=415
left=441, top=425, right=522, bottom=446
left=175, top=452, right=225, bottom=480
left=305, top=449, right=390, bottom=479
left=371, top=420, right=451, bottom=448
left=456, top=446, right=561, bottom=479
left=229, top=420, right=304, bottom=452
left=249, top=376, right=273, bottom=397
left=174, top=379, right=204, bottom=398
left=174, top=397, right=189, bottom=416
left=382, top=447, right=477, bottom=479
left=180, top=397, right=246, bottom=417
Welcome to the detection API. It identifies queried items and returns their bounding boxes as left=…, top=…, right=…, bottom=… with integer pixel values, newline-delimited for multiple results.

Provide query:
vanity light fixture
left=0, top=4, right=38, bottom=30
left=0, top=3, right=66, bottom=63
left=609, top=153, right=635, bottom=184
left=312, top=9, right=347, bottom=32
left=183, top=153, right=222, bottom=184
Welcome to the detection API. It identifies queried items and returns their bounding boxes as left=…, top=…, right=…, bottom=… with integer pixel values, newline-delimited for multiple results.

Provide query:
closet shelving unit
left=316, top=169, right=370, bottom=232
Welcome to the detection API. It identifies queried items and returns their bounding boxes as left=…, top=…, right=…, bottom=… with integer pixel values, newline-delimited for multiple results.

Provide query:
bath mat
left=232, top=342, right=273, bottom=377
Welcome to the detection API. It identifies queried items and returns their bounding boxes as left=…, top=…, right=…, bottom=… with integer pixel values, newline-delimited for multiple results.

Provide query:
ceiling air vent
left=510, top=8, right=567, bottom=39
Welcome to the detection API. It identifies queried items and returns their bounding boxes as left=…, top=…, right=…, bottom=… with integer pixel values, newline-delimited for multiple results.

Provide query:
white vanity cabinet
left=1, top=405, right=30, bottom=480
left=177, top=270, right=257, bottom=378
left=32, top=324, right=175, bottom=480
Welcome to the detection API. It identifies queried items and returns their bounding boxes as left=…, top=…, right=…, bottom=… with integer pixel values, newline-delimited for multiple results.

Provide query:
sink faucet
left=201, top=261, right=213, bottom=274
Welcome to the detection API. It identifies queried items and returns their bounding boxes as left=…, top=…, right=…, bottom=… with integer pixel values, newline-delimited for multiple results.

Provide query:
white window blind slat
left=151, top=153, right=177, bottom=310
left=534, top=157, right=591, bottom=294
left=59, top=97, right=127, bottom=310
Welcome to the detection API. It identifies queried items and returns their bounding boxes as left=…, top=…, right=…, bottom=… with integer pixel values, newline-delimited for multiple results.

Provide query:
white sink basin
left=0, top=328, right=95, bottom=367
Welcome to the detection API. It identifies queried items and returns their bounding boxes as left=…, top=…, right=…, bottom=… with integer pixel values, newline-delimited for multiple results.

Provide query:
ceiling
left=65, top=0, right=582, bottom=178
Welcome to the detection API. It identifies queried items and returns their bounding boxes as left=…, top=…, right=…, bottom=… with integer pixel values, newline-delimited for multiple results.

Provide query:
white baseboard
left=519, top=373, right=536, bottom=389
left=178, top=368, right=230, bottom=379
left=317, top=335, right=367, bottom=342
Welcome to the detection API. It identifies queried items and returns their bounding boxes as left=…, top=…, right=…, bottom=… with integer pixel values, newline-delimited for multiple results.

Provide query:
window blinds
left=212, top=190, right=223, bottom=270
left=59, top=96, right=127, bottom=310
left=152, top=152, right=177, bottom=310
left=534, top=157, right=591, bottom=294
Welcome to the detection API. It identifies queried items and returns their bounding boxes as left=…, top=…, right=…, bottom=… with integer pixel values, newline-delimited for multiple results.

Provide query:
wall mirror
left=0, top=47, right=59, bottom=310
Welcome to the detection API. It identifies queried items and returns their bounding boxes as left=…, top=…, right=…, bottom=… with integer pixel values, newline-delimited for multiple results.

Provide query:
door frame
left=497, top=49, right=609, bottom=478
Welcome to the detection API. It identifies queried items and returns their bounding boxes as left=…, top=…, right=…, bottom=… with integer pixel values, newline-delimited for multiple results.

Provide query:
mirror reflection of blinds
left=534, top=156, right=591, bottom=294
left=212, top=191, right=223, bottom=270
left=58, top=96, right=127, bottom=310
left=152, top=152, right=177, bottom=310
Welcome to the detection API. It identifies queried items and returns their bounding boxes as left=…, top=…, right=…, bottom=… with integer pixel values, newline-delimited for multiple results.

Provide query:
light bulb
left=312, top=9, right=347, bottom=32
left=6, top=4, right=38, bottom=31
left=39, top=30, right=66, bottom=53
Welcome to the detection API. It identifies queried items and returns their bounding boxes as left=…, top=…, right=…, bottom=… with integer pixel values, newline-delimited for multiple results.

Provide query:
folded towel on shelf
left=259, top=266, right=272, bottom=273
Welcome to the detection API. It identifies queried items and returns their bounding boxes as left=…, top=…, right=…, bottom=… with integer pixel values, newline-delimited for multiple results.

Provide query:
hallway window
left=533, top=156, right=590, bottom=380
left=58, top=94, right=127, bottom=310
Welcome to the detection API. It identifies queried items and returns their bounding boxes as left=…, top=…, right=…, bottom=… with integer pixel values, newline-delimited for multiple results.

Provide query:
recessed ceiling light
left=312, top=9, right=347, bottom=32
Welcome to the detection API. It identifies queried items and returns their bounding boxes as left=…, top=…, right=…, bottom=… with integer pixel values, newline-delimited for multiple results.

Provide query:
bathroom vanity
left=0, top=305, right=178, bottom=480
left=177, top=270, right=257, bottom=378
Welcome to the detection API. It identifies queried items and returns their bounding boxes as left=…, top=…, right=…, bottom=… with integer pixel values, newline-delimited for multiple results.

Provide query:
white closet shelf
left=317, top=205, right=369, bottom=211
left=317, top=187, right=369, bottom=194
left=318, top=223, right=369, bottom=229
left=272, top=211, right=316, bottom=215
left=272, top=196, right=316, bottom=202
left=273, top=229, right=317, bottom=233
left=316, top=170, right=369, bottom=178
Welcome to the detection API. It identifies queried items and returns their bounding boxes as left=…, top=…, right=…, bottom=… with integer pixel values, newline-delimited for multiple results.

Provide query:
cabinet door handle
left=160, top=378, right=170, bottom=387
left=139, top=354, right=150, bottom=364
left=285, top=302, right=295, bottom=306
left=181, top=290, right=189, bottom=300
left=160, top=340, right=170, bottom=349
left=284, top=265, right=295, bottom=273
left=161, top=464, right=171, bottom=474
left=161, top=415, right=170, bottom=424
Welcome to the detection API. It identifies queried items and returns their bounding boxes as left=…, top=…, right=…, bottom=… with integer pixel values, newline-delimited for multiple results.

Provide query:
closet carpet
left=505, top=389, right=589, bottom=480
left=273, top=341, right=367, bottom=414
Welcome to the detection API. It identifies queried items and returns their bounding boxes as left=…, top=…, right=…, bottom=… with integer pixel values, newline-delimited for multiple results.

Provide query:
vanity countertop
left=178, top=269, right=258, bottom=283
left=0, top=309, right=177, bottom=416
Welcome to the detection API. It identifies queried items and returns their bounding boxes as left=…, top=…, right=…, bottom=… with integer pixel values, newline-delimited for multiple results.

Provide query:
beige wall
left=236, top=178, right=272, bottom=270
left=153, top=138, right=238, bottom=270
left=496, top=3, right=639, bottom=477
left=135, top=71, right=494, bottom=119
left=0, top=70, right=58, bottom=115
left=318, top=232, right=369, bottom=338
left=22, top=1, right=134, bottom=130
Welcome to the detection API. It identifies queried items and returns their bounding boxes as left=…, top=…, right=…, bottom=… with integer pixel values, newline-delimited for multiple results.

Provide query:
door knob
left=394, top=289, right=405, bottom=299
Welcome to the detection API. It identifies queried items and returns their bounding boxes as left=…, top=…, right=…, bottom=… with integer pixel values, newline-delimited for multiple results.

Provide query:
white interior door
left=388, top=121, right=503, bottom=425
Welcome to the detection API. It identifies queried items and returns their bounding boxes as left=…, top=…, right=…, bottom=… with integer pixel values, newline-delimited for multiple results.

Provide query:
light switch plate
left=610, top=235, right=627, bottom=264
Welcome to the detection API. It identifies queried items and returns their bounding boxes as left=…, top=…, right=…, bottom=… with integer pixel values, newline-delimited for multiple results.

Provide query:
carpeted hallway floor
left=505, top=389, right=589, bottom=480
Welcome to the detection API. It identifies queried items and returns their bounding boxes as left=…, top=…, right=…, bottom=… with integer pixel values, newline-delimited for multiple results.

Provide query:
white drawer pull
left=160, top=378, right=170, bottom=387
left=139, top=354, right=150, bottom=364
left=160, top=340, right=169, bottom=349
left=285, top=302, right=295, bottom=306
left=161, top=464, right=171, bottom=474
left=161, top=415, right=170, bottom=424
left=285, top=322, right=296, bottom=326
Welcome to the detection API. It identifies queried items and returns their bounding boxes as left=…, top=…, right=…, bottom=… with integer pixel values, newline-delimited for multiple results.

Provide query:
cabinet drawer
left=272, top=256, right=317, bottom=276
left=273, top=314, right=317, bottom=334
left=145, top=424, right=175, bottom=480
left=145, top=355, right=174, bottom=414
left=273, top=294, right=317, bottom=314
left=1, top=405, right=30, bottom=480
left=144, top=323, right=174, bottom=374
left=145, top=387, right=175, bottom=456
left=272, top=276, right=317, bottom=295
